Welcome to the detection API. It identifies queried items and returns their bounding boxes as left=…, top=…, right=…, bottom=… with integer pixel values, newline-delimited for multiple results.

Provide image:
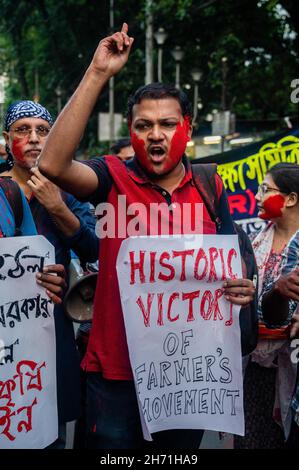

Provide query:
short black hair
left=267, top=162, right=299, bottom=194
left=126, top=82, right=193, bottom=123
left=110, top=138, right=132, bottom=155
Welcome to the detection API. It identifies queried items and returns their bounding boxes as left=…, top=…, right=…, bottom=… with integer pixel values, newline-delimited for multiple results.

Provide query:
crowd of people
left=1, top=23, right=299, bottom=450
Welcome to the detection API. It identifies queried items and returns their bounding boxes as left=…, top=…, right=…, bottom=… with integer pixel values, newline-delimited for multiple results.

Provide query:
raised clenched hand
left=90, top=23, right=134, bottom=78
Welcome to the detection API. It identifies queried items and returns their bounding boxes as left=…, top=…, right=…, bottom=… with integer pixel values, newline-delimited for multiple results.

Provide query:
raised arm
left=38, top=23, right=134, bottom=199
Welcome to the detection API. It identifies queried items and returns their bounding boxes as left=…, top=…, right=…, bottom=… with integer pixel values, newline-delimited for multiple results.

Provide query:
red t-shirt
left=81, top=155, right=223, bottom=380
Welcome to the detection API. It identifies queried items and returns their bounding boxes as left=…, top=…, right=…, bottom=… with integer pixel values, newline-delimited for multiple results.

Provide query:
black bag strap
left=191, top=163, right=222, bottom=232
left=0, top=177, right=23, bottom=236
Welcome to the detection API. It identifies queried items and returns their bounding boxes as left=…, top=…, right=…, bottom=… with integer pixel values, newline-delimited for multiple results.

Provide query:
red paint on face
left=130, top=130, right=148, bottom=167
left=168, top=117, right=190, bottom=168
left=259, top=194, right=285, bottom=220
left=130, top=117, right=190, bottom=175
left=11, top=137, right=28, bottom=165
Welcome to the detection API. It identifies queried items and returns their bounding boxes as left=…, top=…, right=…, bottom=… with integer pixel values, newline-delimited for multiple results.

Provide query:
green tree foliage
left=0, top=0, right=298, bottom=150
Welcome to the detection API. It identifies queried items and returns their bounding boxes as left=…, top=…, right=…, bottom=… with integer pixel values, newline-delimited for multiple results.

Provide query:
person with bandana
left=234, top=163, right=299, bottom=449
left=38, top=24, right=256, bottom=449
left=2, top=100, right=99, bottom=448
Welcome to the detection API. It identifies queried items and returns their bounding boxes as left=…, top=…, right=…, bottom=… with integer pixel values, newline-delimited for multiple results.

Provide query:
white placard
left=117, top=234, right=244, bottom=438
left=0, top=236, right=57, bottom=448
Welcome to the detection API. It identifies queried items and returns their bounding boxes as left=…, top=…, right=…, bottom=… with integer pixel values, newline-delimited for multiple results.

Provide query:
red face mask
left=259, top=194, right=285, bottom=220
left=130, top=116, right=190, bottom=174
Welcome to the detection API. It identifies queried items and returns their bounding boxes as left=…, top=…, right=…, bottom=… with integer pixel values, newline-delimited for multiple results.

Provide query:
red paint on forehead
left=259, top=194, right=285, bottom=220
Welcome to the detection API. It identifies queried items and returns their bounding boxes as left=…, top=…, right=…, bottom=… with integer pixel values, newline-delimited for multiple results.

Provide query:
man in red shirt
left=39, top=24, right=255, bottom=449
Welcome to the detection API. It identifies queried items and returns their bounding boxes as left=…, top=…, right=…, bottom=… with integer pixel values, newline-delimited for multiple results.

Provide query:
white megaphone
left=63, top=259, right=98, bottom=323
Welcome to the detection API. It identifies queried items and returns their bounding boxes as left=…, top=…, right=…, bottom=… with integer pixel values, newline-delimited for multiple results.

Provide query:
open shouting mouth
left=149, top=145, right=167, bottom=163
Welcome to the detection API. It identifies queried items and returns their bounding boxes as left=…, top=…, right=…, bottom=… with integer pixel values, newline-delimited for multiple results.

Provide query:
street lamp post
left=109, top=0, right=115, bottom=146
left=145, top=0, right=154, bottom=84
left=154, top=28, right=167, bottom=82
left=171, top=46, right=184, bottom=89
left=221, top=56, right=228, bottom=153
left=55, top=85, right=62, bottom=114
left=191, top=69, right=202, bottom=126
left=33, top=69, right=39, bottom=103
left=221, top=56, right=228, bottom=111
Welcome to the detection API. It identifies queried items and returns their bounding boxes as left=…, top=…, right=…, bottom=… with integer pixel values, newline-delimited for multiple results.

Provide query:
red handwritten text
left=0, top=359, right=45, bottom=442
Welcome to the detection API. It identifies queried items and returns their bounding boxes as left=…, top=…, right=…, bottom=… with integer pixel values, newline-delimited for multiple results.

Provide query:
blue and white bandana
left=4, top=100, right=53, bottom=131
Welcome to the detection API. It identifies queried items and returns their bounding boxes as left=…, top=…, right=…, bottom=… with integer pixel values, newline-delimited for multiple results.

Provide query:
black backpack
left=0, top=177, right=23, bottom=236
left=191, top=163, right=222, bottom=232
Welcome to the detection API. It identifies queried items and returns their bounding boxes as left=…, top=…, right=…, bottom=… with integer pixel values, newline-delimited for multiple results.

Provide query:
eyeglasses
left=257, top=183, right=285, bottom=196
left=10, top=125, right=51, bottom=138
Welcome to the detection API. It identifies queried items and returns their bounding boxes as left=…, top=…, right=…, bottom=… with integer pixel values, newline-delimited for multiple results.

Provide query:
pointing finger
left=121, top=22, right=128, bottom=34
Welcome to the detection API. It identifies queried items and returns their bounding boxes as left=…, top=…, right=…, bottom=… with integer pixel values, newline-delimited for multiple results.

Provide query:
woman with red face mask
left=235, top=162, right=299, bottom=449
